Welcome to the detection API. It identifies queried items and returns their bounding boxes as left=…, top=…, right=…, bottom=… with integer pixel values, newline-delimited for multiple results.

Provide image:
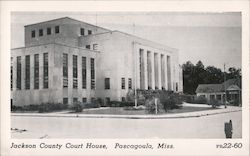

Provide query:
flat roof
left=24, top=17, right=111, bottom=32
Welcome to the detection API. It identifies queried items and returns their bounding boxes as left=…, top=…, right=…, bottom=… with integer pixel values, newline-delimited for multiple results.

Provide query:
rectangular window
left=82, top=57, right=87, bottom=89
left=63, top=53, right=68, bottom=88
left=34, top=54, right=39, bottom=89
left=47, top=27, right=51, bottom=35
left=82, top=98, right=87, bottom=104
left=55, top=26, right=60, bottom=33
left=31, top=30, right=35, bottom=38
left=86, top=45, right=90, bottom=49
left=90, top=58, right=95, bottom=89
left=73, top=55, right=78, bottom=88
left=80, top=28, right=85, bottom=36
left=105, top=78, right=110, bottom=89
left=128, top=78, right=132, bottom=89
left=39, top=29, right=43, bottom=36
left=121, top=77, right=125, bottom=89
left=25, top=55, right=30, bottom=89
left=88, top=30, right=92, bottom=35
left=43, top=53, right=49, bottom=88
left=63, top=98, right=68, bottom=105
left=73, top=98, right=78, bottom=104
left=16, top=56, right=21, bottom=90
left=11, top=57, right=13, bottom=90
left=93, top=44, right=98, bottom=50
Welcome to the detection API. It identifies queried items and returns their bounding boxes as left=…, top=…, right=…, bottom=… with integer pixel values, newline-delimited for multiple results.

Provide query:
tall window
left=121, top=78, right=125, bottom=89
left=90, top=58, right=95, bottom=89
left=82, top=57, right=87, bottom=89
left=34, top=54, right=39, bottom=89
left=55, top=26, right=60, bottom=34
left=88, top=30, right=92, bottom=35
left=16, top=56, right=22, bottom=90
left=105, top=78, right=110, bottom=89
left=47, top=27, right=51, bottom=35
left=31, top=30, right=35, bottom=38
left=63, top=53, right=68, bottom=88
left=39, top=29, right=43, bottom=36
left=128, top=78, right=132, bottom=89
left=80, top=28, right=85, bottom=36
left=73, top=55, right=78, bottom=88
left=43, top=53, right=49, bottom=88
left=25, top=55, right=30, bottom=89
left=11, top=57, right=13, bottom=90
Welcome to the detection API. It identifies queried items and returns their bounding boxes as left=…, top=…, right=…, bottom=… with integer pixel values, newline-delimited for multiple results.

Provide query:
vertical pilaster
left=154, top=53, right=158, bottom=89
left=151, top=52, right=155, bottom=90
left=164, top=55, right=168, bottom=90
left=143, top=49, right=148, bottom=90
left=158, top=53, right=162, bottom=89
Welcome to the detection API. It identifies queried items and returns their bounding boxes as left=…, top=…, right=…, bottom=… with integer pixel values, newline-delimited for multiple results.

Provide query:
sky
left=11, top=12, right=242, bottom=71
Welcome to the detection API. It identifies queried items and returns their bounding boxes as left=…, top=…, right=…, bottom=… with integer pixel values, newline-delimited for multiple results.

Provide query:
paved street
left=11, top=111, right=241, bottom=139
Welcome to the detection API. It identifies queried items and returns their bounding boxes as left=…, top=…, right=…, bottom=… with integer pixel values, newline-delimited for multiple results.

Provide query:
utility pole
left=224, top=63, right=227, bottom=108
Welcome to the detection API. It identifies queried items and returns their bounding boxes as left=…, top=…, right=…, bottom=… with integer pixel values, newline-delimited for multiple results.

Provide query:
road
left=11, top=111, right=241, bottom=139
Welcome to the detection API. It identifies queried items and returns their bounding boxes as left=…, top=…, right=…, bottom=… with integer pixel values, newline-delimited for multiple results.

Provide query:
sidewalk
left=11, top=105, right=241, bottom=119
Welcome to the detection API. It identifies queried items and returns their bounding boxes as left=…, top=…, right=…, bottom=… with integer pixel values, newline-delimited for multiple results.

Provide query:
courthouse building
left=11, top=17, right=183, bottom=106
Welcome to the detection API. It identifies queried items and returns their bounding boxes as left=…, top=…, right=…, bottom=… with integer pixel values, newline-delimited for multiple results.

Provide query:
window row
left=63, top=97, right=94, bottom=105
left=31, top=26, right=60, bottom=38
left=85, top=44, right=98, bottom=51
left=12, top=53, right=49, bottom=90
left=105, top=77, right=132, bottom=90
left=80, top=28, right=92, bottom=36
left=62, top=97, right=127, bottom=105
left=63, top=54, right=95, bottom=89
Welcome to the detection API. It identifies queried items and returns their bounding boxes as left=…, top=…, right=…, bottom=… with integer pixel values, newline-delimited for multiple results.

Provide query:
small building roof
left=196, top=78, right=241, bottom=93
left=196, top=84, right=223, bottom=93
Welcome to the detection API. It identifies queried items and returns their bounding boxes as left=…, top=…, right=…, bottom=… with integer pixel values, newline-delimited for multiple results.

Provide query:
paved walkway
left=11, top=105, right=241, bottom=119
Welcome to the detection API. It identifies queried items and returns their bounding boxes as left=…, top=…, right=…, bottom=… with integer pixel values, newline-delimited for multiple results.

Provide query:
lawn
left=76, top=106, right=216, bottom=115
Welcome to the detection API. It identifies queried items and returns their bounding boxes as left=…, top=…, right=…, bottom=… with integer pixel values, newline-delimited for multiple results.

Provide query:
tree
left=227, top=67, right=241, bottom=79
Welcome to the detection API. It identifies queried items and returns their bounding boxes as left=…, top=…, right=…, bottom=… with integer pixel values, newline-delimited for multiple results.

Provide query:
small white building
left=11, top=17, right=183, bottom=107
left=196, top=79, right=241, bottom=105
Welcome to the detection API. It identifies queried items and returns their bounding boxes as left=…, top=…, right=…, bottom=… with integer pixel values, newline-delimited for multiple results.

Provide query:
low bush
left=145, top=97, right=163, bottom=114
left=72, top=102, right=83, bottom=112
left=38, top=103, right=68, bottom=113
left=83, top=99, right=100, bottom=109
left=207, top=99, right=221, bottom=108
left=194, top=96, right=207, bottom=104
left=159, top=92, right=182, bottom=112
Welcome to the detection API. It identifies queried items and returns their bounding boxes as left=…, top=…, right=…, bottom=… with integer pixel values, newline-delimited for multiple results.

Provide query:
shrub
left=194, top=96, right=207, bottom=104
left=38, top=103, right=68, bottom=113
left=83, top=99, right=100, bottom=109
left=208, top=99, right=221, bottom=108
left=145, top=97, right=163, bottom=114
left=158, top=92, right=182, bottom=112
left=72, top=101, right=83, bottom=112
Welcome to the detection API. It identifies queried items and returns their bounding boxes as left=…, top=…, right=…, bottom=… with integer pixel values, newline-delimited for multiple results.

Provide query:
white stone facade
left=11, top=17, right=183, bottom=106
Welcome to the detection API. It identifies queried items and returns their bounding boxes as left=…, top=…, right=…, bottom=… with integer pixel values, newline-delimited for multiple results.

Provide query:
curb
left=11, top=109, right=242, bottom=119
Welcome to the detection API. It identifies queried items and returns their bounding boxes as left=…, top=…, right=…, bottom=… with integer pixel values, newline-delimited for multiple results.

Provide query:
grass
left=77, top=106, right=216, bottom=115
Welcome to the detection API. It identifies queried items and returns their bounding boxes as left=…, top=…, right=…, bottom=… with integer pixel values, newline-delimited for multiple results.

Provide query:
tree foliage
left=182, top=61, right=241, bottom=95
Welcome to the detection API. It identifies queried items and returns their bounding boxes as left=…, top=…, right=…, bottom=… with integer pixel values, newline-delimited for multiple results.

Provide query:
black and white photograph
left=1, top=1, right=249, bottom=156
left=10, top=11, right=242, bottom=139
